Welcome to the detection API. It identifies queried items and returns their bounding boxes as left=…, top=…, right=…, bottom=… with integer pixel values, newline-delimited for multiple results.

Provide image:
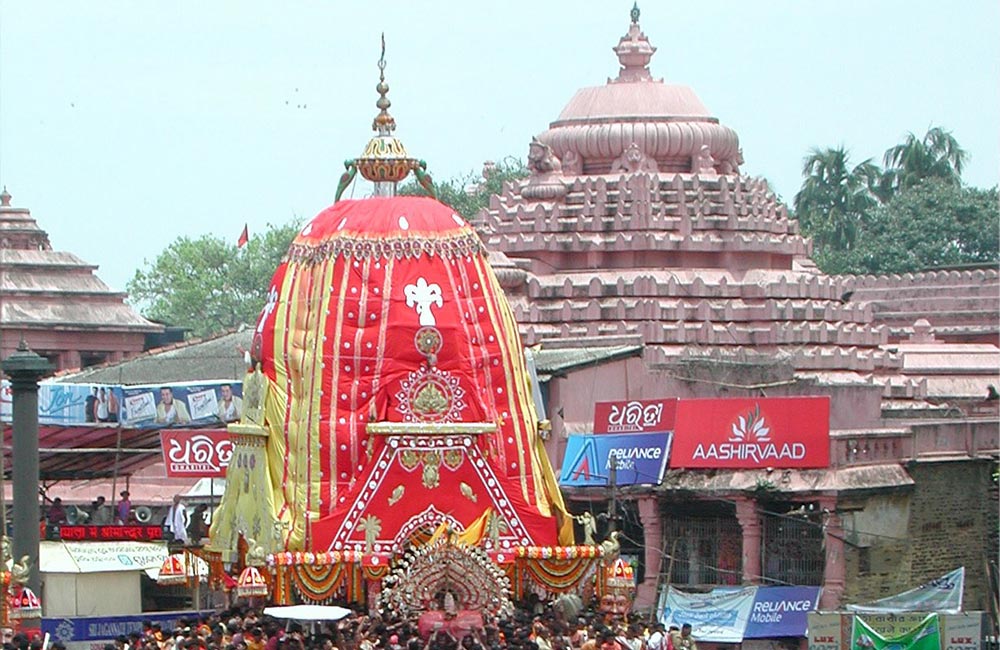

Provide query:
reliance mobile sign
left=670, top=396, right=830, bottom=469
left=559, top=432, right=672, bottom=487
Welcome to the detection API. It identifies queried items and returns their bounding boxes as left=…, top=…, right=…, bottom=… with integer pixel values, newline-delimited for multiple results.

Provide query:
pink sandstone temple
left=0, top=188, right=161, bottom=370
left=474, top=7, right=998, bottom=610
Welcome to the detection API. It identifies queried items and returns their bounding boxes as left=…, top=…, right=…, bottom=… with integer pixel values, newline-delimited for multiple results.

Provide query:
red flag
left=237, top=224, right=249, bottom=248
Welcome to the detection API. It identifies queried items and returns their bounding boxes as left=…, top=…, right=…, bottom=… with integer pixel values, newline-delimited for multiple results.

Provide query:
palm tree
left=794, top=147, right=881, bottom=251
left=883, top=126, right=967, bottom=193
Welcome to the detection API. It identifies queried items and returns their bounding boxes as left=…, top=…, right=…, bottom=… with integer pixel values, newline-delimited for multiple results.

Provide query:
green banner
left=852, top=613, right=941, bottom=650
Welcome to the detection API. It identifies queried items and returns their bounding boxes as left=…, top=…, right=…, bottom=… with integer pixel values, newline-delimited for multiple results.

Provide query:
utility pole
left=608, top=462, right=618, bottom=534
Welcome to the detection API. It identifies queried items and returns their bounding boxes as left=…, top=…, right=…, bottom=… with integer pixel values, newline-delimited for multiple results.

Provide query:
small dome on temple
left=537, top=5, right=740, bottom=176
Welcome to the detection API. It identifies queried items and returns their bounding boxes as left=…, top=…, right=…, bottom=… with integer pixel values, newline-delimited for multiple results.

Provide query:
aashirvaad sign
left=160, top=429, right=232, bottom=478
left=669, top=396, right=830, bottom=469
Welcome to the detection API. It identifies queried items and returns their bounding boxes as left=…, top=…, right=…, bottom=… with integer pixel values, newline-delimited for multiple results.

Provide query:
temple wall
left=840, top=460, right=997, bottom=611
left=903, top=459, right=995, bottom=611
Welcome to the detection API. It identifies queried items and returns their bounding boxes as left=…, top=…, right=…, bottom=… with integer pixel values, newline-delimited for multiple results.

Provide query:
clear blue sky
left=1, top=1, right=997, bottom=293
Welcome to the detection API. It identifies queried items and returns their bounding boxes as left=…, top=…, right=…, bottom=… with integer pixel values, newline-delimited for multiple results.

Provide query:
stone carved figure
left=612, top=143, right=659, bottom=174
left=718, top=148, right=744, bottom=175
left=11, top=555, right=31, bottom=585
left=245, top=536, right=268, bottom=566
left=561, top=149, right=583, bottom=175
left=527, top=137, right=563, bottom=176
left=691, top=145, right=717, bottom=175
left=574, top=512, right=597, bottom=545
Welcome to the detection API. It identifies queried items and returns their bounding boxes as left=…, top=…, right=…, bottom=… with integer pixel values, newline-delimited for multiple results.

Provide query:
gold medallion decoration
left=443, top=449, right=462, bottom=470
left=421, top=451, right=441, bottom=489
left=400, top=450, right=420, bottom=470
left=414, top=327, right=443, bottom=365
left=395, top=366, right=466, bottom=422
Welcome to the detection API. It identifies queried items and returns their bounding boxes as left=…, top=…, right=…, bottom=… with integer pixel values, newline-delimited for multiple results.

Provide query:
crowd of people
left=3, top=605, right=700, bottom=650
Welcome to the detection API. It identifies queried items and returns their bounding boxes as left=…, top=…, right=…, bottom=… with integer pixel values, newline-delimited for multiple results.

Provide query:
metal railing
left=662, top=515, right=743, bottom=586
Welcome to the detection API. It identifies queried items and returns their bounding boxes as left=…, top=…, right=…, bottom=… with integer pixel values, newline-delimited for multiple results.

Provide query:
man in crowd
left=90, top=495, right=112, bottom=524
left=164, top=494, right=189, bottom=543
left=669, top=624, right=697, bottom=650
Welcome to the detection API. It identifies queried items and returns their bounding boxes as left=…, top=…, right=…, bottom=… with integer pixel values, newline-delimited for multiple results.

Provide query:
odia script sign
left=160, top=429, right=233, bottom=478
left=594, top=398, right=677, bottom=433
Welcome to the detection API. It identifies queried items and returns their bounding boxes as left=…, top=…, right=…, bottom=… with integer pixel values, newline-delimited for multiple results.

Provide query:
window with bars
left=760, top=504, right=825, bottom=586
left=662, top=512, right=743, bottom=586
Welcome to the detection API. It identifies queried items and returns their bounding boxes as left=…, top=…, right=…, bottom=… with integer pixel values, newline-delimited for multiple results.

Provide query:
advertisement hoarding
left=670, top=396, right=830, bottom=469
left=559, top=432, right=671, bottom=487
left=593, top=398, right=677, bottom=434
left=160, top=429, right=233, bottom=478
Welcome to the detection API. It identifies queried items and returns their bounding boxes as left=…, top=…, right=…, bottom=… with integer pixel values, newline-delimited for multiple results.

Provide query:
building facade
left=475, top=9, right=999, bottom=612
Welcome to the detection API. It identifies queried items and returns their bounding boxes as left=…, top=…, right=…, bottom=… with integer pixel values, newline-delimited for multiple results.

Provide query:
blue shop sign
left=559, top=432, right=671, bottom=487
left=43, top=611, right=214, bottom=645
left=743, top=586, right=822, bottom=638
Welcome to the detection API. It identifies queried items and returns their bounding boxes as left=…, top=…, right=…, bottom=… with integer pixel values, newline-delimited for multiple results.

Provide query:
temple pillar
left=735, top=497, right=761, bottom=584
left=62, top=349, right=81, bottom=371
left=819, top=495, right=845, bottom=608
left=2, top=341, right=52, bottom=606
left=635, top=494, right=662, bottom=609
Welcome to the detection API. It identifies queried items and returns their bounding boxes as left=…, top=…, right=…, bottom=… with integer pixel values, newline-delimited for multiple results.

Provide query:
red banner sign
left=669, top=397, right=830, bottom=468
left=594, top=398, right=677, bottom=434
left=160, top=429, right=232, bottom=478
left=59, top=525, right=163, bottom=542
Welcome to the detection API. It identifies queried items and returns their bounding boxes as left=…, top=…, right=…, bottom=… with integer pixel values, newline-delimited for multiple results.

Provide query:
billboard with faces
left=119, top=381, right=244, bottom=428
left=1, top=379, right=243, bottom=428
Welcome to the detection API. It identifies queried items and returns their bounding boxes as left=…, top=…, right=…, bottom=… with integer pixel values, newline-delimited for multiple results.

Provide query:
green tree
left=826, top=181, right=998, bottom=275
left=399, top=157, right=528, bottom=221
left=882, top=126, right=968, bottom=194
left=127, top=221, right=300, bottom=337
left=793, top=146, right=881, bottom=252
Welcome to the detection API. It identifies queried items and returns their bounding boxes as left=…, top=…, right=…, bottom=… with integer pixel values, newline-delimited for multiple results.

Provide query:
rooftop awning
left=658, top=463, right=915, bottom=494
left=3, top=425, right=164, bottom=481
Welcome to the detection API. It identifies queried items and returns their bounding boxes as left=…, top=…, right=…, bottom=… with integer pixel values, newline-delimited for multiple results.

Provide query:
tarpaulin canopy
left=263, top=605, right=353, bottom=621
left=3, top=425, right=164, bottom=481
left=847, top=567, right=964, bottom=614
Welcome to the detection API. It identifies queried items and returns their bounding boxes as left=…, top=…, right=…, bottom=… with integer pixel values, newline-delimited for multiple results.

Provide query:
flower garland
left=268, top=550, right=367, bottom=566
left=288, top=563, right=353, bottom=602
left=515, top=556, right=602, bottom=595
left=513, top=546, right=603, bottom=560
